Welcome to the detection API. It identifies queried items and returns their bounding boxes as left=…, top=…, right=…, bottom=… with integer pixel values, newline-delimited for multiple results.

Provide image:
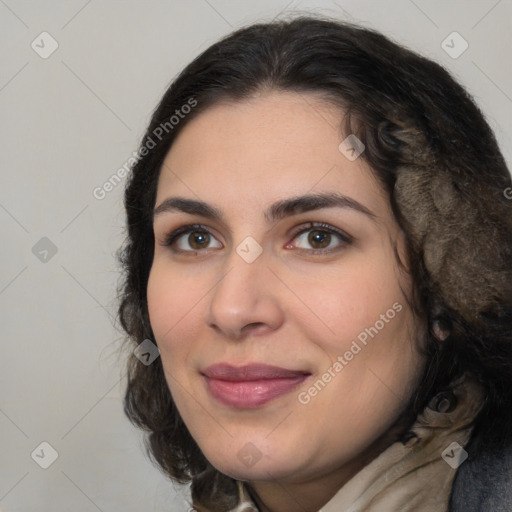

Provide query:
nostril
left=241, top=322, right=267, bottom=335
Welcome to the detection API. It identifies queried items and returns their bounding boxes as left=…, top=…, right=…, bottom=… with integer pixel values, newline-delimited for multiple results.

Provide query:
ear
left=432, top=318, right=450, bottom=341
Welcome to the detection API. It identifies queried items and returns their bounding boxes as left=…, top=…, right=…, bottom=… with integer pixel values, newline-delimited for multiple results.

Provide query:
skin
left=147, top=91, right=426, bottom=512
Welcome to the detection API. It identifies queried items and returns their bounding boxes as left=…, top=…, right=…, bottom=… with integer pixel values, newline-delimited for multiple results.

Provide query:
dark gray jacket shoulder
left=450, top=441, right=512, bottom=511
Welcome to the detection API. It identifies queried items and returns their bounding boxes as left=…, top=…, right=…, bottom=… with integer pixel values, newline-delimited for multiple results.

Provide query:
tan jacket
left=228, top=374, right=484, bottom=512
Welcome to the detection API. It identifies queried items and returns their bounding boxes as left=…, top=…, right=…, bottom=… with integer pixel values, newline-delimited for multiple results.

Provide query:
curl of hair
left=118, top=15, right=512, bottom=511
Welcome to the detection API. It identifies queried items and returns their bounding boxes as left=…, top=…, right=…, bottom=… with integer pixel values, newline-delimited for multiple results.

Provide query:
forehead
left=155, top=91, right=389, bottom=220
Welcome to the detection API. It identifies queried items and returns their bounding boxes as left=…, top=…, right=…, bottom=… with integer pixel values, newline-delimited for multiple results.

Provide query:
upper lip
left=202, top=363, right=310, bottom=381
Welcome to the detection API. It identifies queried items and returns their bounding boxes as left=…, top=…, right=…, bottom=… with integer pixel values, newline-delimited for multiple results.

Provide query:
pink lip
left=202, top=364, right=310, bottom=409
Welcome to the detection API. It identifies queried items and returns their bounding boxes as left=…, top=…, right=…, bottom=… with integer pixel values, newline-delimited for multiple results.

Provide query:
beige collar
left=230, top=373, right=484, bottom=512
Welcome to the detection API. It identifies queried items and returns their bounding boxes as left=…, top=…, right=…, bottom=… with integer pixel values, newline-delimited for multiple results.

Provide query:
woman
left=118, top=16, right=512, bottom=511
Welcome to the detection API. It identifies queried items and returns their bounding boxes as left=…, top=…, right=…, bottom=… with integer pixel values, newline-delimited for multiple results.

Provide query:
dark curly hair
left=118, top=15, right=512, bottom=510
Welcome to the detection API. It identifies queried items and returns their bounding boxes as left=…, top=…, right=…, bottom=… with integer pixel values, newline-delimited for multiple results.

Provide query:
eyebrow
left=153, top=192, right=377, bottom=223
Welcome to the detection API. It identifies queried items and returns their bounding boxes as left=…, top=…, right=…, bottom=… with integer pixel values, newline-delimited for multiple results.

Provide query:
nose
left=205, top=248, right=284, bottom=340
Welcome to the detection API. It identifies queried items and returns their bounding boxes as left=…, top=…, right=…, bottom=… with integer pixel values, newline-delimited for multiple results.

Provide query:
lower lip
left=204, top=375, right=308, bottom=408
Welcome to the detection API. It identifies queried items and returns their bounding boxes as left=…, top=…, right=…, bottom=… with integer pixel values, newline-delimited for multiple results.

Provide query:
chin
left=203, top=439, right=308, bottom=483
left=215, top=459, right=300, bottom=483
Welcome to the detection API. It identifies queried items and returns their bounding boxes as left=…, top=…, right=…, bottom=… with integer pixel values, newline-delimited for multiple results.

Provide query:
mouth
left=201, top=363, right=311, bottom=409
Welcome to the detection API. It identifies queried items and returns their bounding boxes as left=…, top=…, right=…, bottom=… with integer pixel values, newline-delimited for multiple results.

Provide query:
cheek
left=292, top=253, right=410, bottom=358
left=146, top=263, right=201, bottom=362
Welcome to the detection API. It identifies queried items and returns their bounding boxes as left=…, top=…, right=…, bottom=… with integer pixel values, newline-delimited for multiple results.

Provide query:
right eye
left=162, top=224, right=223, bottom=253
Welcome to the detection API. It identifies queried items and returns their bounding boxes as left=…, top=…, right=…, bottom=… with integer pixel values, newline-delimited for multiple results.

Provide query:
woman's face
left=147, top=91, right=425, bottom=488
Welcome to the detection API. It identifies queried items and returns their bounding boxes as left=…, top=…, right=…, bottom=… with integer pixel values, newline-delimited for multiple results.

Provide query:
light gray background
left=1, top=1, right=511, bottom=511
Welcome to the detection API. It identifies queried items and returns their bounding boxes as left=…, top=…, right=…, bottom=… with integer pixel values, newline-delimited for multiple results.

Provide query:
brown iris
left=308, top=230, right=331, bottom=249
left=188, top=231, right=210, bottom=250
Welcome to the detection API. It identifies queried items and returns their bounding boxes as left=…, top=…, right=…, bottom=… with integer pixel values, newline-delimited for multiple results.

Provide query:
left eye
left=290, top=224, right=351, bottom=252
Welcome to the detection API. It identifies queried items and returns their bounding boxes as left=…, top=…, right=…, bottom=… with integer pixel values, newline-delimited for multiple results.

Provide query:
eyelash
left=161, top=222, right=353, bottom=255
